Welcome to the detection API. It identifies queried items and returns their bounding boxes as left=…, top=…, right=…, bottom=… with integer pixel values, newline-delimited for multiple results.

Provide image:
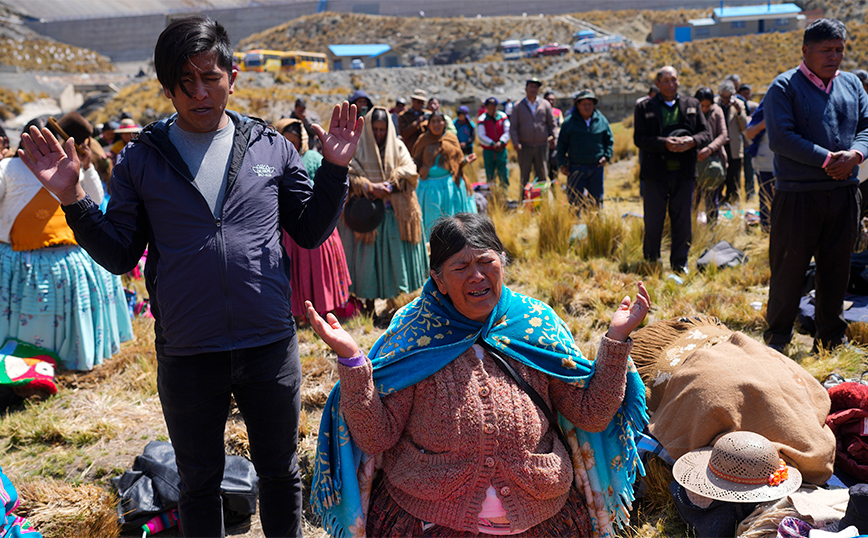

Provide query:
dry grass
left=16, top=479, right=119, bottom=538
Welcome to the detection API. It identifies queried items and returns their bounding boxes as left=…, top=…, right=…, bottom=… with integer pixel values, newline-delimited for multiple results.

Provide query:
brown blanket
left=649, top=332, right=835, bottom=485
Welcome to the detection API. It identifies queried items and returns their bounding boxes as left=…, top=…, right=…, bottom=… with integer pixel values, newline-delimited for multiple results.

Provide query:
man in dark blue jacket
left=19, top=16, right=362, bottom=537
left=764, top=18, right=868, bottom=354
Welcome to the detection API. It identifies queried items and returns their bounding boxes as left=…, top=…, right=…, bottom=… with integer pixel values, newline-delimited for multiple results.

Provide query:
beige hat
left=673, top=431, right=802, bottom=503
left=410, top=88, right=427, bottom=102
left=115, top=118, right=142, bottom=134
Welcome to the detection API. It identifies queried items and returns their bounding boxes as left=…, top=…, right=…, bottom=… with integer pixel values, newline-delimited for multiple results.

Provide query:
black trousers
left=724, top=157, right=743, bottom=201
left=764, top=185, right=860, bottom=350
left=643, top=172, right=694, bottom=269
left=158, top=335, right=303, bottom=537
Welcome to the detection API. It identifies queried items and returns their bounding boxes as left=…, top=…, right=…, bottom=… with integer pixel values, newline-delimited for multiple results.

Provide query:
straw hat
left=673, top=431, right=802, bottom=503
left=115, top=118, right=142, bottom=134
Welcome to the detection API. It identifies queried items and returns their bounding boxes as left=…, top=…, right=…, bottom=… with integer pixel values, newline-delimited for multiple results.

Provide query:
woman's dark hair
left=370, top=108, right=389, bottom=125
left=154, top=16, right=233, bottom=97
left=694, top=87, right=714, bottom=103
left=428, top=110, right=445, bottom=122
left=803, top=18, right=846, bottom=46
left=282, top=122, right=302, bottom=138
left=429, top=213, right=507, bottom=277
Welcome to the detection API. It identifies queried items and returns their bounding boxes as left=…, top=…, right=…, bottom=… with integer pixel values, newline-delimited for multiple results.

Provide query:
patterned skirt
left=0, top=242, right=133, bottom=371
left=365, top=476, right=592, bottom=538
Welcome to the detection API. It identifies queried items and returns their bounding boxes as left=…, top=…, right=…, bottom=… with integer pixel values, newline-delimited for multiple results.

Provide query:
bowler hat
left=54, top=112, right=93, bottom=145
left=344, top=195, right=385, bottom=233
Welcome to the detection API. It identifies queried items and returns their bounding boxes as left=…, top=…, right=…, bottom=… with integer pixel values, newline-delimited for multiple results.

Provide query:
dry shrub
left=847, top=322, right=868, bottom=346
left=16, top=479, right=119, bottom=538
left=577, top=206, right=625, bottom=259
left=537, top=196, right=577, bottom=256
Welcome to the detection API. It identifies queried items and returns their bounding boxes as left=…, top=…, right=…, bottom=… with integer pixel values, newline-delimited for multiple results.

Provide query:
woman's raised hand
left=313, top=101, right=364, bottom=168
left=606, top=281, right=651, bottom=342
left=18, top=126, right=86, bottom=205
left=305, top=301, right=361, bottom=359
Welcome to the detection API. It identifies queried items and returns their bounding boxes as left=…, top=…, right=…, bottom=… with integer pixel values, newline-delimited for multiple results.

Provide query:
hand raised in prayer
left=606, top=281, right=651, bottom=343
left=313, top=101, right=365, bottom=168
left=306, top=301, right=361, bottom=359
left=18, top=126, right=85, bottom=205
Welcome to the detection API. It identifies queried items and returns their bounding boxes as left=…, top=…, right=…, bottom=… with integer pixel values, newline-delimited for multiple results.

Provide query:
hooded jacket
left=63, top=111, right=349, bottom=355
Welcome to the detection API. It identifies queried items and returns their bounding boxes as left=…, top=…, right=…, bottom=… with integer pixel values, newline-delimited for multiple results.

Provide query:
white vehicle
left=521, top=39, right=540, bottom=57
left=573, top=34, right=625, bottom=54
left=501, top=39, right=521, bottom=60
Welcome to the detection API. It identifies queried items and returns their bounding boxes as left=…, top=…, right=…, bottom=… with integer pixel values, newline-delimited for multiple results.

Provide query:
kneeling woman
left=309, top=213, right=650, bottom=537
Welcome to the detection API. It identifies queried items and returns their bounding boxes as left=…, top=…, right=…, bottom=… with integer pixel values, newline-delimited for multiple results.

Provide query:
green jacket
left=556, top=108, right=613, bottom=167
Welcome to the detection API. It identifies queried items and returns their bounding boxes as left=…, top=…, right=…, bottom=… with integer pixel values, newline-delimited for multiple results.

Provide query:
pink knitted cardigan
left=339, top=335, right=632, bottom=534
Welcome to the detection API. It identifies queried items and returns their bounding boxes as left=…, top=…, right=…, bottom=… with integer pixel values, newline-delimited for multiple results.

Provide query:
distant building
left=327, top=44, right=401, bottom=70
left=653, top=3, right=805, bottom=43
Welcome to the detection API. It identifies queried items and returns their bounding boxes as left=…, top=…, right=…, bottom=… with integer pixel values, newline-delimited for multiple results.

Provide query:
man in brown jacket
left=509, top=77, right=555, bottom=189
left=398, top=88, right=431, bottom=152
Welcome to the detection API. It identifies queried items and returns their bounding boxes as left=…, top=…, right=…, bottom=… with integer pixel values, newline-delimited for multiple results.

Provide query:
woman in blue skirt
left=412, top=111, right=477, bottom=238
left=0, top=114, right=132, bottom=371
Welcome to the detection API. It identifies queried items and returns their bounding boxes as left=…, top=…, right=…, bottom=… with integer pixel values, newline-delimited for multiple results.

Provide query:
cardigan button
left=500, top=486, right=511, bottom=496
left=479, top=386, right=491, bottom=397
left=483, top=423, right=495, bottom=434
left=485, top=457, right=495, bottom=467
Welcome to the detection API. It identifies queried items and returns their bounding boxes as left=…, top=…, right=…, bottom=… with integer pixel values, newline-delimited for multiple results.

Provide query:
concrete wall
left=24, top=0, right=764, bottom=62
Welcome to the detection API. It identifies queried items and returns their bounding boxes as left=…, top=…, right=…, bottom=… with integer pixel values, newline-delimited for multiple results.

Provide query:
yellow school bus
left=242, top=50, right=283, bottom=72
left=281, top=51, right=329, bottom=73
left=240, top=50, right=329, bottom=73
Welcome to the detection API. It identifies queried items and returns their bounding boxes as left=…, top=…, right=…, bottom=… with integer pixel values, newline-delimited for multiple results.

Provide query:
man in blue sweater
left=764, top=18, right=868, bottom=354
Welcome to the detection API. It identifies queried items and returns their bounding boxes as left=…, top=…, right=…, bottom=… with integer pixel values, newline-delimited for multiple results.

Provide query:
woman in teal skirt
left=342, top=107, right=428, bottom=313
left=0, top=114, right=132, bottom=371
left=412, top=111, right=477, bottom=238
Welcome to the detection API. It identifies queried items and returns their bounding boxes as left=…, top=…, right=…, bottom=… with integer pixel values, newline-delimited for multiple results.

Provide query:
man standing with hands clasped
left=764, top=18, right=868, bottom=354
left=634, top=65, right=711, bottom=274
left=18, top=16, right=363, bottom=537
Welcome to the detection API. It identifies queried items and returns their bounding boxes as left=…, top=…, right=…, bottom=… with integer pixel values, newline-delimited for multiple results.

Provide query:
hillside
left=0, top=1, right=113, bottom=73
left=240, top=12, right=581, bottom=66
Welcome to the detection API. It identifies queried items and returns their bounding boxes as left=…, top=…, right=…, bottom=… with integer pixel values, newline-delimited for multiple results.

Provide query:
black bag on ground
left=696, top=240, right=746, bottom=271
left=111, top=440, right=258, bottom=532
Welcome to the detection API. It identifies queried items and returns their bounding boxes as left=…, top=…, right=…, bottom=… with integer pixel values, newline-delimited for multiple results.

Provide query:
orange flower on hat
left=769, top=459, right=789, bottom=486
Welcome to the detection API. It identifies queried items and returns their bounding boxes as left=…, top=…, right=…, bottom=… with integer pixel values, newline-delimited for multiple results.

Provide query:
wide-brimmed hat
left=673, top=431, right=802, bottom=503
left=410, top=89, right=427, bottom=102
left=52, top=112, right=93, bottom=145
left=826, top=484, right=868, bottom=533
left=344, top=195, right=384, bottom=233
left=115, top=118, right=142, bottom=134
left=573, top=89, right=598, bottom=104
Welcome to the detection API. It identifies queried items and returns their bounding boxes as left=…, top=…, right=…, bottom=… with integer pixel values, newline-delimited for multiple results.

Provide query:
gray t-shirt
left=169, top=119, right=235, bottom=217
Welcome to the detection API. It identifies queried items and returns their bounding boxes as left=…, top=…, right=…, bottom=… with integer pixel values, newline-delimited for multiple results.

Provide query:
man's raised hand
left=18, top=126, right=86, bottom=205
left=313, top=101, right=365, bottom=168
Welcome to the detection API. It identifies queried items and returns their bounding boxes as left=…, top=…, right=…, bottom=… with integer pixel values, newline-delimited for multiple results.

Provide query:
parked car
left=350, top=58, right=365, bottom=70
left=531, top=43, right=570, bottom=57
